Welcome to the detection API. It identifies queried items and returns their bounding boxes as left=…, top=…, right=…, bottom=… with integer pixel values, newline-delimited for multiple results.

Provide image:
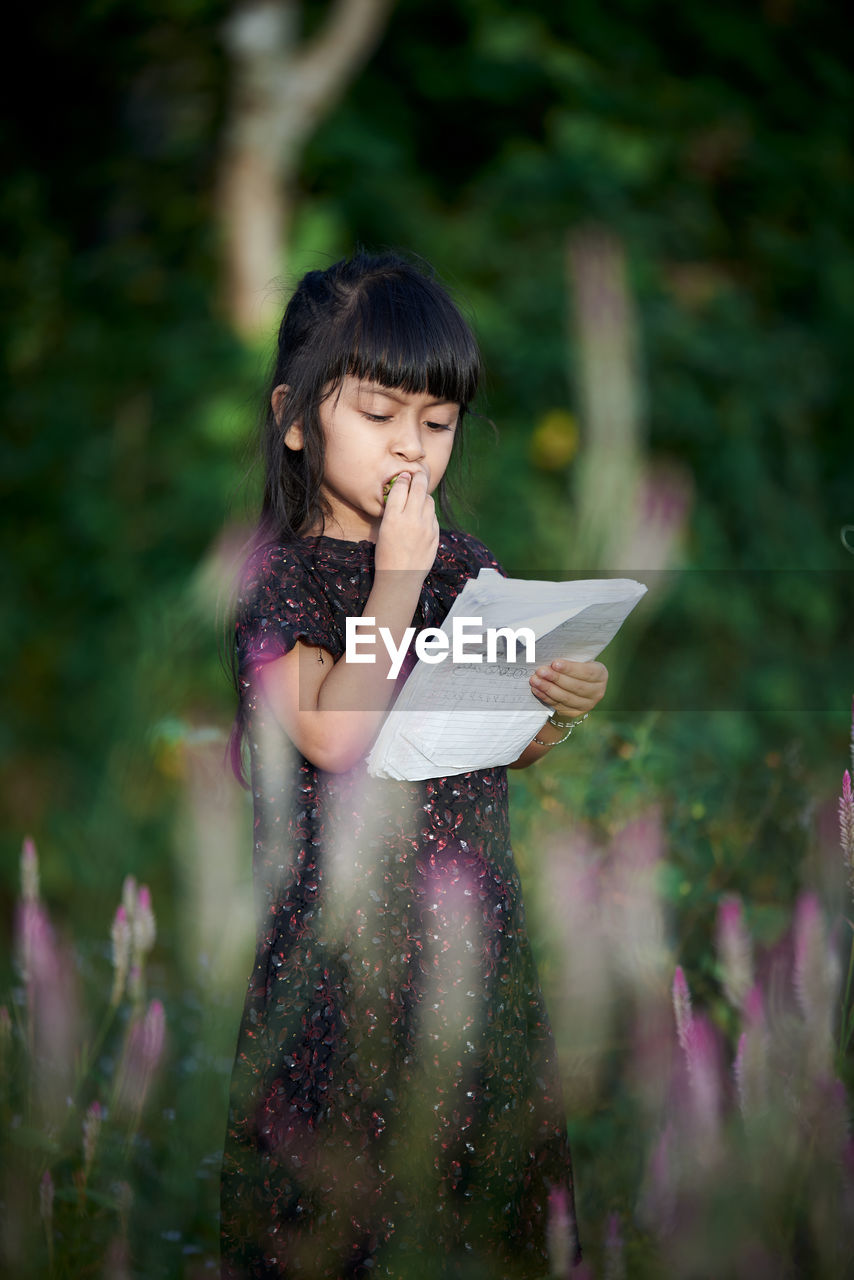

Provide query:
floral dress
left=220, top=530, right=579, bottom=1280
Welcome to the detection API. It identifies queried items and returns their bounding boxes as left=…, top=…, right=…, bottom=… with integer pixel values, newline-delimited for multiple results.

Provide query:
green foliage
left=3, top=0, right=854, bottom=1273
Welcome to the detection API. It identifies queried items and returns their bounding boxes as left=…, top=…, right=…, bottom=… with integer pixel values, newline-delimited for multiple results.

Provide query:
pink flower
left=808, top=1077, right=849, bottom=1166
left=716, top=895, right=753, bottom=1009
left=612, top=809, right=663, bottom=873
left=115, top=998, right=167, bottom=1117
left=683, top=1014, right=723, bottom=1146
left=83, top=1100, right=103, bottom=1176
left=140, top=998, right=166, bottom=1068
left=793, top=892, right=839, bottom=1078
left=743, top=982, right=764, bottom=1026
left=14, top=899, right=79, bottom=1118
left=672, top=966, right=692, bottom=1053
left=604, top=1212, right=625, bottom=1280
left=20, top=836, right=39, bottom=904
left=630, top=463, right=693, bottom=573
left=638, top=1123, right=675, bottom=1234
left=132, top=885, right=156, bottom=958
left=14, top=899, right=51, bottom=987
left=546, top=1184, right=577, bottom=1278
left=122, top=875, right=137, bottom=915
left=840, top=769, right=854, bottom=894
left=606, top=812, right=668, bottom=990
left=113, top=881, right=157, bottom=1005
left=110, top=904, right=132, bottom=1006
left=734, top=988, right=769, bottom=1120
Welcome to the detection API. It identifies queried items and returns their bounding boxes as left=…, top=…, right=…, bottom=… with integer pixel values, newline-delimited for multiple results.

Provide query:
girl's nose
left=392, top=416, right=426, bottom=460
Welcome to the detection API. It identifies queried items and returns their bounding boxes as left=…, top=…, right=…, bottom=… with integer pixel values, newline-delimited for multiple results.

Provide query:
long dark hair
left=256, top=250, right=482, bottom=545
left=228, top=251, right=483, bottom=782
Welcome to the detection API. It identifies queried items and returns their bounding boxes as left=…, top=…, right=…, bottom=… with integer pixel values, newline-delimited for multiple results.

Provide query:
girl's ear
left=272, top=384, right=304, bottom=450
left=284, top=420, right=304, bottom=450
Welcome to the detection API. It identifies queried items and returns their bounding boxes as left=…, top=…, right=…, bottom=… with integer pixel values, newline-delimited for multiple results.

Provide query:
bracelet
left=533, top=711, right=588, bottom=747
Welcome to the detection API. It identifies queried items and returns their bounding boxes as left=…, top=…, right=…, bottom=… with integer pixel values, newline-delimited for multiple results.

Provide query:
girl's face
left=282, top=375, right=460, bottom=542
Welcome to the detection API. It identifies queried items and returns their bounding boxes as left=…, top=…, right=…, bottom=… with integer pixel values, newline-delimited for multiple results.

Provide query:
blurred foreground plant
left=1, top=840, right=166, bottom=1278
left=838, top=697, right=854, bottom=1057
left=531, top=705, right=854, bottom=1278
left=634, top=701, right=854, bottom=1278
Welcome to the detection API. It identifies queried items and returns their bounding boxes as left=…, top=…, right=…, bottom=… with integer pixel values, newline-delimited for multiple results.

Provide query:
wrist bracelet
left=533, top=711, right=588, bottom=748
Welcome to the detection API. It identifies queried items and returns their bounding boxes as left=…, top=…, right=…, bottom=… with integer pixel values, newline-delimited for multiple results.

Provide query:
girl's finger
left=385, top=471, right=412, bottom=506
left=530, top=670, right=605, bottom=710
left=406, top=470, right=430, bottom=501
left=548, top=659, right=607, bottom=682
left=532, top=672, right=600, bottom=699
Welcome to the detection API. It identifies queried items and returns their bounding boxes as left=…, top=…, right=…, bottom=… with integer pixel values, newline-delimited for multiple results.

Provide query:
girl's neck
left=302, top=510, right=380, bottom=543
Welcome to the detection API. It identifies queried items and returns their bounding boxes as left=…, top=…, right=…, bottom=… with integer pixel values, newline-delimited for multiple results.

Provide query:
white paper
left=367, top=570, right=647, bottom=780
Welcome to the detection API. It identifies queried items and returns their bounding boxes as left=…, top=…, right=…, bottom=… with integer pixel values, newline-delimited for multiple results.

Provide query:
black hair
left=228, top=250, right=482, bottom=783
left=256, top=249, right=481, bottom=545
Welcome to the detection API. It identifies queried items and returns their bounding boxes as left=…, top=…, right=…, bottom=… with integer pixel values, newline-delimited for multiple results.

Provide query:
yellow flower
left=530, top=410, right=579, bottom=471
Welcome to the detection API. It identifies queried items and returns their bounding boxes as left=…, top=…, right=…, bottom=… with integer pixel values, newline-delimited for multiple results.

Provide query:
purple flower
left=638, top=1122, right=676, bottom=1234
left=110, top=904, right=132, bottom=1006
left=716, top=895, right=754, bottom=1009
left=806, top=1076, right=849, bottom=1166
left=83, top=1100, right=103, bottom=1177
left=607, top=811, right=668, bottom=990
left=20, top=836, right=39, bottom=904
left=793, top=892, right=839, bottom=1078
left=141, top=998, right=166, bottom=1069
left=840, top=769, right=854, bottom=895
left=683, top=1014, right=723, bottom=1147
left=604, top=1212, right=626, bottom=1280
left=111, top=880, right=157, bottom=1006
left=122, top=874, right=137, bottom=916
left=115, top=998, right=167, bottom=1117
left=672, top=966, right=692, bottom=1053
left=14, top=899, right=50, bottom=987
left=743, top=982, right=764, bottom=1026
left=630, top=463, right=693, bottom=574
left=15, top=899, right=79, bottom=1117
left=734, top=986, right=769, bottom=1119
left=132, top=885, right=156, bottom=958
left=546, top=1184, right=577, bottom=1278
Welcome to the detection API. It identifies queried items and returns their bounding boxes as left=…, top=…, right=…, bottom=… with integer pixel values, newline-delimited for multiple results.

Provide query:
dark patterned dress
left=220, top=530, right=579, bottom=1280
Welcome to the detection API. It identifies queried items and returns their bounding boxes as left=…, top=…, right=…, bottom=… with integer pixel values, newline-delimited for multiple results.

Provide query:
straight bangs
left=332, top=273, right=481, bottom=411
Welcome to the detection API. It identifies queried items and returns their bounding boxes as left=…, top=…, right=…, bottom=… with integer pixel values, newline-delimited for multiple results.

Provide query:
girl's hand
left=375, top=470, right=440, bottom=576
left=529, top=659, right=609, bottom=719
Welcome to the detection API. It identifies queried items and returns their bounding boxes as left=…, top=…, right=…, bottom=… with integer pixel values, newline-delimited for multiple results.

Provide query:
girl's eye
left=427, top=422, right=454, bottom=432
left=364, top=413, right=390, bottom=423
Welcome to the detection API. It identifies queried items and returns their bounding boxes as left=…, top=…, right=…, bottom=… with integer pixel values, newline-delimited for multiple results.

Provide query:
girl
left=221, top=252, right=607, bottom=1280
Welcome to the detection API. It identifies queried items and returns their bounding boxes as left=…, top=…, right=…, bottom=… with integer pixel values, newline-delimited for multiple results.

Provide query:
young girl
left=221, top=252, right=607, bottom=1280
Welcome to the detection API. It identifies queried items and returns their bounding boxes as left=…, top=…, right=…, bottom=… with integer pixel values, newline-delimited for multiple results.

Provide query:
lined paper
left=367, top=570, right=647, bottom=780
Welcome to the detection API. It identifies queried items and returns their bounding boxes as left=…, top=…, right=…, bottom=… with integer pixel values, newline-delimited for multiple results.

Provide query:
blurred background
left=2, top=1, right=853, bottom=1276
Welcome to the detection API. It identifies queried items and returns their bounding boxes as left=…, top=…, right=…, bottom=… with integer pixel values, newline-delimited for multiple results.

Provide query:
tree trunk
left=567, top=226, right=645, bottom=568
left=567, top=226, right=691, bottom=573
left=218, top=0, right=395, bottom=339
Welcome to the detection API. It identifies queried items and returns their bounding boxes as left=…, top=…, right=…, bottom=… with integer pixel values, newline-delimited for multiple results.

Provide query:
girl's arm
left=507, top=658, right=609, bottom=770
left=255, top=471, right=439, bottom=774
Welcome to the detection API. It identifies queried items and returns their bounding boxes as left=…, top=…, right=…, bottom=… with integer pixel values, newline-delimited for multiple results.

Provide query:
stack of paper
left=367, top=569, right=647, bottom=780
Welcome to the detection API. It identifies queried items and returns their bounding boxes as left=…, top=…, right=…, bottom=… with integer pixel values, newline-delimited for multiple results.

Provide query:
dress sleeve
left=459, top=532, right=509, bottom=579
left=235, top=543, right=342, bottom=675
